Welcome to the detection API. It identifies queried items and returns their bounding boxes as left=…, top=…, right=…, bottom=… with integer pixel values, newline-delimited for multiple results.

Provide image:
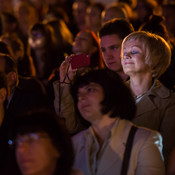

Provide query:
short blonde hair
left=121, top=31, right=171, bottom=78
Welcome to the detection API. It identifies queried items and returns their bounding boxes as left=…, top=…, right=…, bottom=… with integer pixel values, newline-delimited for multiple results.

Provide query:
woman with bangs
left=121, top=31, right=175, bottom=168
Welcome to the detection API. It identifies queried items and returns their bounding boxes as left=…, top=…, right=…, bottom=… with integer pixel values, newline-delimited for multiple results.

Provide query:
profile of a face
left=16, top=132, right=59, bottom=175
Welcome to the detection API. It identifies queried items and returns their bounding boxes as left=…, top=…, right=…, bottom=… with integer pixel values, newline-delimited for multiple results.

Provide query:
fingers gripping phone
left=70, top=54, right=90, bottom=69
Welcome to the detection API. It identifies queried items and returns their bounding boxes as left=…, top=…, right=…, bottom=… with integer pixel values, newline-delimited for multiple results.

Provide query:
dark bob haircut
left=11, top=108, right=74, bottom=175
left=70, top=68, right=136, bottom=120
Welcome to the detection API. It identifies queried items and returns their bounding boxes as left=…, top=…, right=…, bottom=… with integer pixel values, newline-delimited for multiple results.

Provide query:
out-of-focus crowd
left=0, top=0, right=175, bottom=175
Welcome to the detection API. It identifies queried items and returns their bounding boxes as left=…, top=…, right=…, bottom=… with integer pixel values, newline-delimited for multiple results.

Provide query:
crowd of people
left=0, top=0, right=175, bottom=175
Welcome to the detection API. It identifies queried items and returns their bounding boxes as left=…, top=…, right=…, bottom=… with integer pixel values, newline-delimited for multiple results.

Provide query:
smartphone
left=71, top=54, right=90, bottom=69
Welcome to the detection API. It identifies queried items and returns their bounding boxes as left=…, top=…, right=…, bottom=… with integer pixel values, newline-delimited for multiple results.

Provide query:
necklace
left=134, top=90, right=148, bottom=100
left=134, top=93, right=146, bottom=100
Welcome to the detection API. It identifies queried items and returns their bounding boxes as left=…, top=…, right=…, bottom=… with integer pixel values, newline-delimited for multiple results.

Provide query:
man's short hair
left=99, top=18, right=134, bottom=40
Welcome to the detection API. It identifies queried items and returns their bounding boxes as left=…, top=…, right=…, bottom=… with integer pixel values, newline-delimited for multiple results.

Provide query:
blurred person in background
left=85, top=2, right=105, bottom=35
left=27, top=22, right=60, bottom=87
left=101, top=3, right=128, bottom=24
left=0, top=53, right=49, bottom=119
left=14, top=1, right=39, bottom=49
left=132, top=0, right=160, bottom=30
left=162, top=1, right=175, bottom=42
left=139, top=14, right=175, bottom=92
left=70, top=0, right=92, bottom=37
left=0, top=33, right=36, bottom=77
left=7, top=108, right=83, bottom=175
left=43, top=17, right=74, bottom=103
left=0, top=12, right=21, bottom=37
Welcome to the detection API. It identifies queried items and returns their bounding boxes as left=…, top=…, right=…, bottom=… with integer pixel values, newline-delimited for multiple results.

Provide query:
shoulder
left=72, top=129, right=88, bottom=142
left=133, top=125, right=162, bottom=150
left=150, top=80, right=175, bottom=99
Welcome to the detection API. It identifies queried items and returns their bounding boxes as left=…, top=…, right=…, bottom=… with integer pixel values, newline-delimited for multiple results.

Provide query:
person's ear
left=0, top=88, right=7, bottom=103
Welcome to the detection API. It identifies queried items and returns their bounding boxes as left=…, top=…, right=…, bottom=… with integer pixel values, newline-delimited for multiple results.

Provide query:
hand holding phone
left=70, top=54, right=90, bottom=69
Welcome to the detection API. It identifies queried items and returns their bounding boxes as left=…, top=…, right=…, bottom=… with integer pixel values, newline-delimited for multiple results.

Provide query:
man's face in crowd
left=100, top=34, right=123, bottom=72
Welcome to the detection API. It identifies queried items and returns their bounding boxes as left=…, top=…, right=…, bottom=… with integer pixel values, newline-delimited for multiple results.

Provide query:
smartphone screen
left=71, top=54, right=90, bottom=69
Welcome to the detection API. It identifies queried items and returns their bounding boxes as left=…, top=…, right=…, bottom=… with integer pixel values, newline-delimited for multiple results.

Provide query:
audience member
left=139, top=15, right=175, bottom=91
left=101, top=3, right=128, bottom=24
left=43, top=18, right=74, bottom=101
left=70, top=0, right=92, bottom=36
left=7, top=108, right=83, bottom=175
left=53, top=30, right=104, bottom=134
left=99, top=18, right=134, bottom=80
left=0, top=33, right=36, bottom=77
left=70, top=68, right=165, bottom=175
left=28, top=0, right=48, bottom=21
left=115, top=1, right=136, bottom=22
left=121, top=31, right=175, bottom=167
left=0, top=53, right=49, bottom=119
left=13, top=1, right=39, bottom=48
left=132, top=0, right=160, bottom=30
left=162, top=2, right=175, bottom=41
left=85, top=2, right=105, bottom=35
left=0, top=12, right=20, bottom=37
left=27, top=22, right=60, bottom=86
left=43, top=18, right=73, bottom=58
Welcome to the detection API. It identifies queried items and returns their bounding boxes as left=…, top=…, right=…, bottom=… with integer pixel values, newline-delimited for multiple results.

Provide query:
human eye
left=101, top=47, right=106, bottom=53
left=112, top=45, right=121, bottom=50
left=123, top=52, right=127, bottom=56
left=131, top=50, right=139, bottom=54
left=28, top=133, right=39, bottom=143
left=87, top=87, right=95, bottom=93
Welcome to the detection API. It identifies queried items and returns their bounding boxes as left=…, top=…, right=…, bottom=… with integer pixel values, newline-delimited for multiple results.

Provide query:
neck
left=35, top=49, right=45, bottom=57
left=117, top=71, right=129, bottom=80
left=129, top=72, right=153, bottom=96
left=92, top=114, right=117, bottom=145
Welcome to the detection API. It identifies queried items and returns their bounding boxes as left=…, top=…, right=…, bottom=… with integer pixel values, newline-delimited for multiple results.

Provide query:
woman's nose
left=123, top=52, right=131, bottom=59
left=78, top=93, right=87, bottom=101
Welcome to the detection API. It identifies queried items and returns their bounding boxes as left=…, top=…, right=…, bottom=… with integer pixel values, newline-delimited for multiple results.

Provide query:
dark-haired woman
left=70, top=68, right=165, bottom=175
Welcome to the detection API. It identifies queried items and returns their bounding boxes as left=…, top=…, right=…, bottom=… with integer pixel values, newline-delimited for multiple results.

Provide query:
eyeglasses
left=8, top=133, right=49, bottom=148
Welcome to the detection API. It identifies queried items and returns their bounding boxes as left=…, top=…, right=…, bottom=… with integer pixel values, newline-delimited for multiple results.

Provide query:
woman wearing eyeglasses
left=7, top=108, right=83, bottom=175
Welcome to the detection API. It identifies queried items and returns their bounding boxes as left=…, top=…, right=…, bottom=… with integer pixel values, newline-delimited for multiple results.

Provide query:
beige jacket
left=132, top=80, right=175, bottom=165
left=72, top=119, right=165, bottom=175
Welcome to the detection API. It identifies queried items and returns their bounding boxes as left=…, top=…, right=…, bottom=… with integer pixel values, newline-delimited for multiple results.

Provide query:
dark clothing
left=159, top=45, right=175, bottom=92
left=7, top=76, right=50, bottom=118
left=0, top=76, right=52, bottom=174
